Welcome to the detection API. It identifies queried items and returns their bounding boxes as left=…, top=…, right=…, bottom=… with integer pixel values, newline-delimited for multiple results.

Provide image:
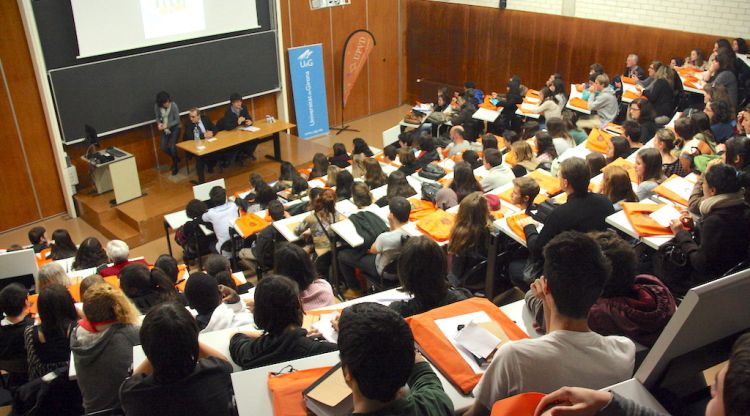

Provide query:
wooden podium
left=82, top=147, right=142, bottom=205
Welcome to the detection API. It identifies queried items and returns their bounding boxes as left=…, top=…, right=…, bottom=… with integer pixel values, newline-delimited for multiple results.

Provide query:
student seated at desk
left=296, top=189, right=345, bottom=282
left=237, top=200, right=286, bottom=273
left=336, top=170, right=355, bottom=201
left=513, top=158, right=614, bottom=290
left=510, top=141, right=540, bottom=177
left=437, top=162, right=483, bottom=210
left=229, top=275, right=336, bottom=370
left=0, top=283, right=34, bottom=388
left=634, top=148, right=666, bottom=201
left=49, top=229, right=77, bottom=261
left=330, top=142, right=352, bottom=168
left=534, top=132, right=558, bottom=168
left=238, top=174, right=278, bottom=213
left=382, top=144, right=398, bottom=164
left=364, top=158, right=388, bottom=190
left=25, top=284, right=78, bottom=380
left=27, top=226, right=48, bottom=254
left=562, top=111, right=588, bottom=145
left=689, top=136, right=750, bottom=215
left=389, top=236, right=469, bottom=318
left=202, top=186, right=239, bottom=254
left=338, top=302, right=454, bottom=416
left=339, top=197, right=412, bottom=298
left=655, top=129, right=689, bottom=177
left=352, top=182, right=373, bottom=209
left=601, top=166, right=638, bottom=211
left=376, top=170, right=416, bottom=207
left=548, top=118, right=577, bottom=157
left=666, top=164, right=750, bottom=296
left=120, top=264, right=182, bottom=314
left=578, top=74, right=618, bottom=130
left=606, top=135, right=632, bottom=165
left=531, top=87, right=564, bottom=121
left=416, top=136, right=441, bottom=168
left=448, top=192, right=495, bottom=291
left=440, top=126, right=472, bottom=158
left=621, top=120, right=643, bottom=157
left=37, top=262, right=71, bottom=292
left=274, top=243, right=335, bottom=310
left=71, top=237, right=108, bottom=271
left=480, top=149, right=514, bottom=192
left=308, top=152, right=330, bottom=180
left=537, top=332, right=750, bottom=416
left=184, top=272, right=252, bottom=333
left=628, top=99, right=657, bottom=144
left=397, top=148, right=419, bottom=176
left=120, top=303, right=235, bottom=416
left=71, top=283, right=140, bottom=414
left=99, top=240, right=149, bottom=277
left=177, top=199, right=216, bottom=261
left=276, top=161, right=306, bottom=191
left=465, top=232, right=635, bottom=416
left=202, top=254, right=246, bottom=294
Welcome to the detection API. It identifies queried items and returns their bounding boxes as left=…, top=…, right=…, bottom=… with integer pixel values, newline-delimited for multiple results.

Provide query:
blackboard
left=32, top=0, right=279, bottom=142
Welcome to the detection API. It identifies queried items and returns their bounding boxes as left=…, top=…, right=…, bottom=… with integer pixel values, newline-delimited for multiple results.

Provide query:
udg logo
left=298, top=49, right=314, bottom=68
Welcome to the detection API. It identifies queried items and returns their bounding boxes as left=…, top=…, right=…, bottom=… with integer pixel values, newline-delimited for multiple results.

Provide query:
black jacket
left=219, top=105, right=252, bottom=131
left=642, top=78, right=674, bottom=118
left=184, top=115, right=217, bottom=140
left=673, top=203, right=750, bottom=294
left=524, top=191, right=614, bottom=261
left=229, top=328, right=337, bottom=370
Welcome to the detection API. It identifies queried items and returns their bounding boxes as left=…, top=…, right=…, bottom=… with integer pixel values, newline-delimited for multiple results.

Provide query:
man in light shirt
left=201, top=186, right=239, bottom=255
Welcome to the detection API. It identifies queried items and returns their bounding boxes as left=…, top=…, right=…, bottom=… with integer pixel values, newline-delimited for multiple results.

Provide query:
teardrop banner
left=341, top=29, right=376, bottom=108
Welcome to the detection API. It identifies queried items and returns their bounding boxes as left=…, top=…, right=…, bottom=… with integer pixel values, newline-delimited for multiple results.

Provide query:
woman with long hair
left=535, top=131, right=558, bottom=165
left=510, top=141, right=540, bottom=177
left=547, top=117, right=576, bottom=156
left=329, top=143, right=351, bottom=168
left=351, top=137, right=374, bottom=157
left=376, top=170, right=416, bottom=207
left=25, top=284, right=78, bottom=379
left=334, top=170, right=354, bottom=201
left=72, top=237, right=108, bottom=271
left=325, top=165, right=341, bottom=187
left=689, top=135, right=750, bottom=215
left=435, top=161, right=482, bottom=209
left=600, top=166, right=638, bottom=210
left=308, top=152, right=329, bottom=180
left=628, top=98, right=657, bottom=143
left=448, top=192, right=494, bottom=291
left=50, top=229, right=77, bottom=260
left=634, top=148, right=666, bottom=200
left=295, top=188, right=344, bottom=280
left=642, top=65, right=675, bottom=119
left=71, top=283, right=140, bottom=413
left=363, top=157, right=387, bottom=189
left=389, top=236, right=468, bottom=318
left=397, top=147, right=419, bottom=176
left=654, top=129, right=688, bottom=177
left=273, top=243, right=335, bottom=311
left=606, top=136, right=632, bottom=164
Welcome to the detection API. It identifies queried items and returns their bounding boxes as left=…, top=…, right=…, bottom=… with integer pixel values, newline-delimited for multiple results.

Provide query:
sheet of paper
left=240, top=125, right=261, bottom=132
left=662, top=177, right=693, bottom=201
left=413, top=103, right=432, bottom=112
left=434, top=311, right=494, bottom=374
left=520, top=102, right=537, bottom=111
left=311, top=313, right=340, bottom=343
left=306, top=366, right=351, bottom=407
left=454, top=321, right=502, bottom=359
left=524, top=96, right=541, bottom=104
left=649, top=204, right=682, bottom=228
left=206, top=138, right=217, bottom=142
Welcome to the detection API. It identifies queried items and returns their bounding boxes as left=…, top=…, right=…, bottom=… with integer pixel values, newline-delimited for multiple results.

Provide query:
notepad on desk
left=304, top=363, right=353, bottom=416
left=240, top=125, right=261, bottom=132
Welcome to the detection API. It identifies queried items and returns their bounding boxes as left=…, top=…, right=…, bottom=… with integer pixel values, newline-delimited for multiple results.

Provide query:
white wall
left=428, top=0, right=750, bottom=39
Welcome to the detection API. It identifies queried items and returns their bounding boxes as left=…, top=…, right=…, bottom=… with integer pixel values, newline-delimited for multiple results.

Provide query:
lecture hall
left=0, top=0, right=749, bottom=415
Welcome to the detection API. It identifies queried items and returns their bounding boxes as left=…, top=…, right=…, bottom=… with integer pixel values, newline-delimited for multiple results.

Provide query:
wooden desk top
left=176, top=119, right=295, bottom=156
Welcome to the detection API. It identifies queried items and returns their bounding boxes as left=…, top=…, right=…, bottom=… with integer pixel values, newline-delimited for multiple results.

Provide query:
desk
left=177, top=120, right=295, bottom=181
left=472, top=107, right=501, bottom=123
left=621, top=78, right=642, bottom=104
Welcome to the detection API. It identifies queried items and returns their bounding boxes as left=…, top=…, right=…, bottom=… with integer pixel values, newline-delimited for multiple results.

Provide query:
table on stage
left=176, top=119, right=296, bottom=176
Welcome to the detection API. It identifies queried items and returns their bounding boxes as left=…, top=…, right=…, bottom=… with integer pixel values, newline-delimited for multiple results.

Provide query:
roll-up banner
left=288, top=44, right=330, bottom=139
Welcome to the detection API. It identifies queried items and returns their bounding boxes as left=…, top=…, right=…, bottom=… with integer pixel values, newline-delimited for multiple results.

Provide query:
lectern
left=83, top=147, right=142, bottom=205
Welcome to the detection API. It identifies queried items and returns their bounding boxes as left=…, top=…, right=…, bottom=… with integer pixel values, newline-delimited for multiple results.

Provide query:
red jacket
left=588, top=274, right=676, bottom=347
left=99, top=259, right=149, bottom=278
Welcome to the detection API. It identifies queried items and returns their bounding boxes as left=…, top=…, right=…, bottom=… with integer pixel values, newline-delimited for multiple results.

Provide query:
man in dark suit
left=219, top=93, right=257, bottom=162
left=184, top=108, right=219, bottom=184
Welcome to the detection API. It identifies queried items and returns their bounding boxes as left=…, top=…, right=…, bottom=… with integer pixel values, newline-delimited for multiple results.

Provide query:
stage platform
left=74, top=132, right=329, bottom=247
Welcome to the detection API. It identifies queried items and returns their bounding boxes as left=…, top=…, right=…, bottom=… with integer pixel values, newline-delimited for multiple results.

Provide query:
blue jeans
left=160, top=126, right=181, bottom=165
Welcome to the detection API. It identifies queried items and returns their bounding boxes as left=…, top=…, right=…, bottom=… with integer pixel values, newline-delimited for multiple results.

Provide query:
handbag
left=653, top=240, right=692, bottom=289
left=403, top=111, right=422, bottom=124
left=420, top=182, right=442, bottom=203
left=418, top=163, right=446, bottom=180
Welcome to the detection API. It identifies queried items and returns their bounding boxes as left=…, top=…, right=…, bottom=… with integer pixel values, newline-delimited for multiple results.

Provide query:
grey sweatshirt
left=71, top=323, right=140, bottom=414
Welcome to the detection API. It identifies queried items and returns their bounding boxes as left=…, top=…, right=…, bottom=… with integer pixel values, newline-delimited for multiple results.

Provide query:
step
left=99, top=217, right=140, bottom=247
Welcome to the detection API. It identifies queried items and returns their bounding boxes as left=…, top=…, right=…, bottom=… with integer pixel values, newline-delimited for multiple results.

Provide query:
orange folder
left=505, top=212, right=530, bottom=242
left=623, top=90, right=641, bottom=100
left=415, top=209, right=455, bottom=242
left=585, top=128, right=612, bottom=154
left=528, top=170, right=561, bottom=196
left=491, top=392, right=545, bottom=416
left=407, top=298, right=528, bottom=394
left=569, top=97, right=589, bottom=110
left=235, top=213, right=270, bottom=238
left=267, top=366, right=334, bottom=416
left=621, top=202, right=672, bottom=236
left=621, top=76, right=637, bottom=85
left=653, top=175, right=690, bottom=206
left=408, top=199, right=438, bottom=222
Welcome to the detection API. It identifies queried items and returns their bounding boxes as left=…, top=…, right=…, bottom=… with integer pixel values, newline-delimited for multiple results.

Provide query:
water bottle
left=193, top=126, right=203, bottom=148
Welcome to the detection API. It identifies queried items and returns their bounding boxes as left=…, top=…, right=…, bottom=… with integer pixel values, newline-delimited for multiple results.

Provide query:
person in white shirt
left=464, top=231, right=635, bottom=416
left=201, top=186, right=239, bottom=254
left=184, top=272, right=253, bottom=333
left=442, top=126, right=472, bottom=158
left=480, top=148, right=515, bottom=192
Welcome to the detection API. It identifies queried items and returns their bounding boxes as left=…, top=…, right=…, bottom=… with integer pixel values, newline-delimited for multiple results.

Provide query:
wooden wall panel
left=406, top=0, right=719, bottom=103
left=280, top=0, right=403, bottom=127
left=0, top=0, right=66, bottom=222
left=0, top=66, right=40, bottom=231
left=367, top=0, right=401, bottom=114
